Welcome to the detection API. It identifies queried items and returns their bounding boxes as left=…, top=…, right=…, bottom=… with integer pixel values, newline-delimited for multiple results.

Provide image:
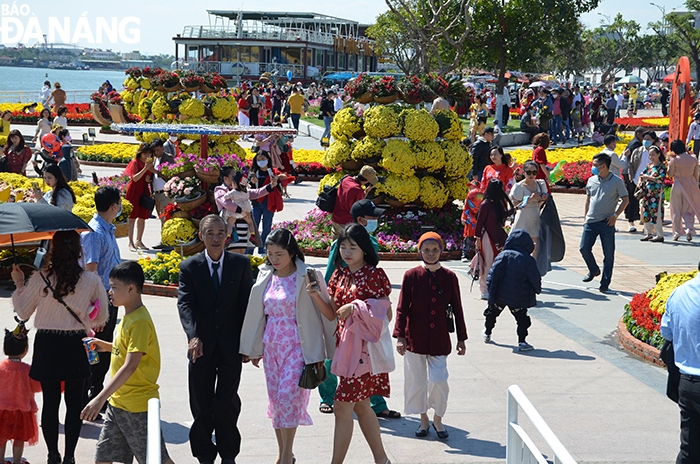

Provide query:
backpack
left=315, top=175, right=349, bottom=213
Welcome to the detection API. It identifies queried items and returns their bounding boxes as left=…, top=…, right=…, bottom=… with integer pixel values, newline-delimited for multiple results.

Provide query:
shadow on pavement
left=379, top=416, right=506, bottom=459
left=540, top=287, right=609, bottom=303
left=487, top=341, right=595, bottom=361
left=162, top=421, right=190, bottom=444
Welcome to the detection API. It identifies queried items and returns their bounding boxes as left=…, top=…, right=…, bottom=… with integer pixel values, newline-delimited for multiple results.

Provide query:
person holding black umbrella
left=11, top=230, right=108, bottom=464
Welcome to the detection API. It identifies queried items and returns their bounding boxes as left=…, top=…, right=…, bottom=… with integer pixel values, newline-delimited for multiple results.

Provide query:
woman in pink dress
left=240, top=228, right=336, bottom=464
left=668, top=140, right=700, bottom=241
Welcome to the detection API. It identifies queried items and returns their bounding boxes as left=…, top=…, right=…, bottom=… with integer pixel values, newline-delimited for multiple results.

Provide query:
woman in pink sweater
left=11, top=230, right=108, bottom=464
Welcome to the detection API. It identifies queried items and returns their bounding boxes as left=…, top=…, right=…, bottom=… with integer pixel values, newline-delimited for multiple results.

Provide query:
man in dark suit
left=177, top=214, right=254, bottom=464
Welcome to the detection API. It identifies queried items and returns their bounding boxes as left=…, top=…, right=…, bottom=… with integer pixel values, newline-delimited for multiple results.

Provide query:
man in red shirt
left=331, top=165, right=379, bottom=238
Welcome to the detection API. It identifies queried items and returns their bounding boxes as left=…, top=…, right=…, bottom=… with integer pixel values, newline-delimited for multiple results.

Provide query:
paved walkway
left=2, top=116, right=687, bottom=463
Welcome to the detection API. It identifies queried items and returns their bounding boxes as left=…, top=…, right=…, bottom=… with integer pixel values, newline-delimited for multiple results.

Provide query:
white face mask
left=169, top=136, right=177, bottom=142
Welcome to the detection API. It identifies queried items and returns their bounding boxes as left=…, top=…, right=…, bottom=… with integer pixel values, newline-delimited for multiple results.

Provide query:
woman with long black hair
left=475, top=179, right=514, bottom=300
left=11, top=230, right=108, bottom=464
left=32, top=163, right=76, bottom=211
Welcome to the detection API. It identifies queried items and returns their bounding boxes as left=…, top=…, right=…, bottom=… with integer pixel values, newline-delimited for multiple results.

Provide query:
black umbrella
left=0, top=203, right=92, bottom=260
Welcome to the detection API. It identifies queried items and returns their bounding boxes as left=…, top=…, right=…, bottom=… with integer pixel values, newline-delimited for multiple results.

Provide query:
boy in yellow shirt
left=80, top=261, right=173, bottom=464
left=287, top=87, right=306, bottom=130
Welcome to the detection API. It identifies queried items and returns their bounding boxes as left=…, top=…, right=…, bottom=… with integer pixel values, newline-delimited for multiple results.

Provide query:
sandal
left=128, top=243, right=137, bottom=252
left=319, top=403, right=333, bottom=414
left=376, top=409, right=401, bottom=419
left=136, top=242, right=149, bottom=250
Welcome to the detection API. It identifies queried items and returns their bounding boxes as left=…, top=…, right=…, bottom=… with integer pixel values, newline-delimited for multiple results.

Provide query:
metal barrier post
left=147, top=397, right=161, bottom=464
left=506, top=387, right=520, bottom=464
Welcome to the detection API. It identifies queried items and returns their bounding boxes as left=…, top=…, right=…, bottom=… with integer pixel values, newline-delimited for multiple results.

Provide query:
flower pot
left=165, top=83, right=182, bottom=92
left=191, top=218, right=201, bottom=229
left=352, top=128, right=366, bottom=140
left=91, top=102, right=112, bottom=126
left=108, top=103, right=128, bottom=124
left=356, top=92, right=373, bottom=104
left=400, top=92, right=422, bottom=105
left=374, top=94, right=398, bottom=104
left=384, top=197, right=406, bottom=208
left=114, top=221, right=128, bottom=238
left=164, top=169, right=196, bottom=181
left=171, top=210, right=191, bottom=219
left=155, top=85, right=166, bottom=92
left=341, top=160, right=364, bottom=171
left=195, top=166, right=221, bottom=184
left=183, top=85, right=200, bottom=93
left=176, top=238, right=205, bottom=256
left=175, top=192, right=206, bottom=211
left=200, top=84, right=217, bottom=94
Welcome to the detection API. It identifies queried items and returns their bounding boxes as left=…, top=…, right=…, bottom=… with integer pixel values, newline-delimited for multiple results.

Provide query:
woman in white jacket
left=240, top=228, right=336, bottom=464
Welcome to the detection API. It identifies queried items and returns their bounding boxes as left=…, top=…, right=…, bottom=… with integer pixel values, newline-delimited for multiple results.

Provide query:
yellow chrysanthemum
left=441, top=141, right=472, bottom=179
left=161, top=218, right=198, bottom=246
left=352, top=137, right=386, bottom=161
left=179, top=99, right=205, bottom=118
left=412, top=141, right=445, bottom=172
left=446, top=178, right=467, bottom=201
left=402, top=108, right=439, bottom=142
left=433, top=109, right=463, bottom=141
left=374, top=174, right=420, bottom=204
left=363, top=105, right=401, bottom=139
left=331, top=108, right=362, bottom=141
left=318, top=171, right=349, bottom=194
left=419, top=176, right=449, bottom=208
left=322, top=140, right=353, bottom=168
left=380, top=139, right=415, bottom=178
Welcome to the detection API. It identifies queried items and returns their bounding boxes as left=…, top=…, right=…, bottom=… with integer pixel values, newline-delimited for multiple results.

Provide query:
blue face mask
left=643, top=140, right=652, bottom=149
left=364, top=219, right=378, bottom=234
left=591, top=166, right=600, bottom=176
left=116, top=203, right=122, bottom=218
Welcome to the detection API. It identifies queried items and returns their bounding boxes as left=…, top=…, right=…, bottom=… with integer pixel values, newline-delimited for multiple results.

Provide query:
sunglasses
left=524, top=170, right=538, bottom=175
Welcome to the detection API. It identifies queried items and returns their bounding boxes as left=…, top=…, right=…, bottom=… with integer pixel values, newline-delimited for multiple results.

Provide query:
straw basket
left=175, top=192, right=206, bottom=211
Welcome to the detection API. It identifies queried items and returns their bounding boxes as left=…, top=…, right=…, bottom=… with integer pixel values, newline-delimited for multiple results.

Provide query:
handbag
left=139, top=194, right=156, bottom=212
left=299, top=361, right=327, bottom=389
left=634, top=183, right=647, bottom=201
left=426, top=269, right=455, bottom=333
left=251, top=145, right=260, bottom=153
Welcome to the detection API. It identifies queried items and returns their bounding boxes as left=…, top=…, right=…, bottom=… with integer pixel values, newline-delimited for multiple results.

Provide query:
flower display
left=441, top=141, right=472, bottom=179
left=423, top=73, right=449, bottom=97
left=412, top=141, right=445, bottom=173
left=139, top=250, right=182, bottom=285
left=151, top=71, right=180, bottom=89
left=369, top=75, right=398, bottom=98
left=211, top=96, right=238, bottom=121
left=179, top=99, right=205, bottom=118
left=379, top=140, right=415, bottom=178
left=322, top=140, right=353, bottom=168
left=190, top=201, right=217, bottom=220
left=125, top=67, right=142, bottom=79
left=363, top=105, right=401, bottom=139
left=317, top=171, right=348, bottom=195
left=375, top=174, right=420, bottom=203
left=179, top=71, right=205, bottom=90
left=163, top=176, right=202, bottom=200
left=138, top=98, right=154, bottom=120
left=446, top=178, right=467, bottom=201
left=76, top=143, right=139, bottom=163
left=352, top=137, right=386, bottom=161
left=433, top=110, right=463, bottom=141
left=161, top=218, right=198, bottom=246
left=330, top=107, right=362, bottom=141
left=623, top=270, right=698, bottom=350
left=419, top=176, right=449, bottom=208
left=397, top=75, right=434, bottom=103
left=401, top=108, right=439, bottom=142
left=151, top=98, right=171, bottom=120
left=344, top=73, right=375, bottom=99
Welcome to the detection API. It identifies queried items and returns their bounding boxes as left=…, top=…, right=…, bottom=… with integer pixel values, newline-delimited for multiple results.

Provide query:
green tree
left=366, top=10, right=421, bottom=75
left=650, top=1, right=700, bottom=78
left=383, top=0, right=473, bottom=75
left=634, top=34, right=680, bottom=84
left=583, top=14, right=641, bottom=84
left=465, top=0, right=599, bottom=124
left=535, top=21, right=591, bottom=79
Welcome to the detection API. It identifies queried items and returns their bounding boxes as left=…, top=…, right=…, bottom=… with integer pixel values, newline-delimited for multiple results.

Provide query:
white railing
left=147, top=397, right=161, bottom=464
left=506, top=385, right=576, bottom=464
left=0, top=90, right=94, bottom=104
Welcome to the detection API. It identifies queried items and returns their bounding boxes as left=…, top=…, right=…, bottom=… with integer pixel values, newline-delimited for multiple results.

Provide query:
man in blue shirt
left=661, top=266, right=700, bottom=464
left=81, top=186, right=122, bottom=407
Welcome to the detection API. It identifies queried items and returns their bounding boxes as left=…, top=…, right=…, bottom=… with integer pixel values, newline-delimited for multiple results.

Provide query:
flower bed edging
left=617, top=317, right=664, bottom=366
left=551, top=185, right=586, bottom=194
left=79, top=160, right=128, bottom=168
left=143, top=282, right=178, bottom=298
left=303, top=248, right=462, bottom=261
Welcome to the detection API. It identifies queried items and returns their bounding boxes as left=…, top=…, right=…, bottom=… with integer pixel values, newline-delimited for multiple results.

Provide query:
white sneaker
left=518, top=342, right=534, bottom=352
left=480, top=292, right=489, bottom=300
left=481, top=329, right=491, bottom=343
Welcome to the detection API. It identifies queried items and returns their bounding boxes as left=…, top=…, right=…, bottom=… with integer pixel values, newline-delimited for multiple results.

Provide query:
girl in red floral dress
left=310, top=224, right=391, bottom=464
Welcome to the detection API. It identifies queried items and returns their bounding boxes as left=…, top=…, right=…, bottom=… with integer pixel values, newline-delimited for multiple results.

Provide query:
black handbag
left=299, top=361, right=327, bottom=389
left=426, top=269, right=455, bottom=333
left=139, top=194, right=156, bottom=212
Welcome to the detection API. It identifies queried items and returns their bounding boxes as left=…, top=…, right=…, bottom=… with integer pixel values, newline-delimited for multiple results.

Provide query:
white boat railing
left=147, top=397, right=161, bottom=464
left=0, top=90, right=95, bottom=104
left=506, top=385, right=576, bottom=464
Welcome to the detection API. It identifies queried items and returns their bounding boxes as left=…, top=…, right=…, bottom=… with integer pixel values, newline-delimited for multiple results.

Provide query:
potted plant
left=344, top=73, right=375, bottom=104
left=397, top=76, right=433, bottom=105
left=163, top=175, right=205, bottom=211
left=152, top=72, right=181, bottom=92
left=125, top=67, right=142, bottom=79
left=423, top=73, right=449, bottom=101
left=179, top=71, right=205, bottom=92
left=201, top=72, right=228, bottom=93
left=370, top=75, right=399, bottom=104
left=194, top=156, right=224, bottom=184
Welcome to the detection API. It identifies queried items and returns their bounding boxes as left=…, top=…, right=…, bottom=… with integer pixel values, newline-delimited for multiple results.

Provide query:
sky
left=0, top=0, right=680, bottom=55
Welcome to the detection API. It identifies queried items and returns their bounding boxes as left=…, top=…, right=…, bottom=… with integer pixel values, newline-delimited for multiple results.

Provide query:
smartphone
left=306, top=268, right=318, bottom=285
left=31, top=181, right=39, bottom=189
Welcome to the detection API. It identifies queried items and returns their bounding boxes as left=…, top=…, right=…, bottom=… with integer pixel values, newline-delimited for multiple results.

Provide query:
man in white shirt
left=687, top=112, right=700, bottom=155
left=571, top=86, right=582, bottom=107
left=601, top=134, right=625, bottom=177
left=39, top=80, right=51, bottom=106
left=615, top=90, right=625, bottom=118
left=334, top=93, right=343, bottom=112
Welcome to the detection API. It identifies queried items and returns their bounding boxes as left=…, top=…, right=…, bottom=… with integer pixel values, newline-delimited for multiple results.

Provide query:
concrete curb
left=617, top=317, right=664, bottom=366
left=143, top=282, right=178, bottom=298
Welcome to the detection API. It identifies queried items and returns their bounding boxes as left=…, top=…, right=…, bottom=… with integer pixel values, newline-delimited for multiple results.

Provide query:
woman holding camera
left=394, top=232, right=467, bottom=439
left=240, top=228, right=336, bottom=464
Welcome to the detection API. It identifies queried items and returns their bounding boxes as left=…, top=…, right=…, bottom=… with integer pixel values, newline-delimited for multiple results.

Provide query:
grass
left=459, top=116, right=522, bottom=135
left=301, top=116, right=324, bottom=128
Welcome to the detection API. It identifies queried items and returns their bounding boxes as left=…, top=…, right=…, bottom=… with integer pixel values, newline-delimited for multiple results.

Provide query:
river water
left=0, top=67, right=127, bottom=101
